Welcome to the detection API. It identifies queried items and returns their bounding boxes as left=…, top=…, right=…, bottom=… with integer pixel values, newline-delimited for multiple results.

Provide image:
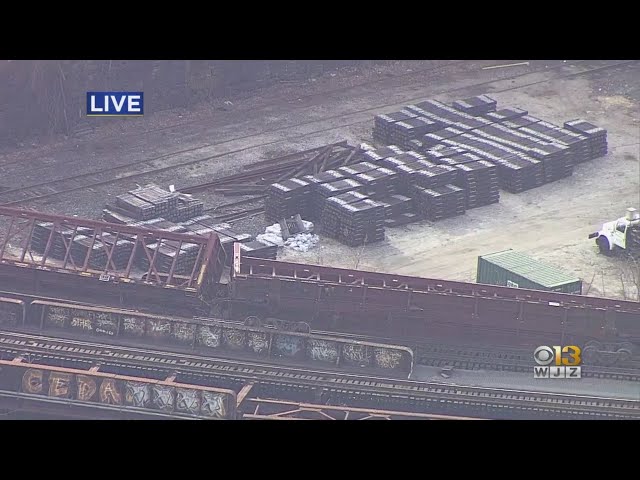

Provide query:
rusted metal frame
left=0, top=206, right=209, bottom=245
left=243, top=398, right=483, bottom=420
left=244, top=141, right=349, bottom=170
left=339, top=146, right=360, bottom=168
left=238, top=254, right=640, bottom=314
left=166, top=240, right=184, bottom=285
left=0, top=214, right=16, bottom=259
left=235, top=383, right=254, bottom=409
left=81, top=230, right=99, bottom=272
left=318, top=147, right=334, bottom=173
left=61, top=225, right=80, bottom=270
left=187, top=240, right=208, bottom=289
left=278, top=145, right=332, bottom=182
left=20, top=218, right=37, bottom=263
left=39, top=221, right=59, bottom=266
left=124, top=235, right=140, bottom=278
left=100, top=231, right=121, bottom=273
left=142, top=237, right=163, bottom=284
left=1, top=217, right=33, bottom=261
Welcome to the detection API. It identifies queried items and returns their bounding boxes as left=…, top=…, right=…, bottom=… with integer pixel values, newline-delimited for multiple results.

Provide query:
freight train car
left=0, top=298, right=414, bottom=379
left=227, top=244, right=640, bottom=366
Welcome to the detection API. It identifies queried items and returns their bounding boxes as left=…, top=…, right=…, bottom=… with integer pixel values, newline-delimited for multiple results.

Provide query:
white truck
left=589, top=207, right=640, bottom=255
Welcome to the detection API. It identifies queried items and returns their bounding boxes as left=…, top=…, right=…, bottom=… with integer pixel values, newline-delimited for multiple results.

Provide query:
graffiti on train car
left=32, top=301, right=414, bottom=376
left=0, top=361, right=236, bottom=419
left=0, top=299, right=23, bottom=327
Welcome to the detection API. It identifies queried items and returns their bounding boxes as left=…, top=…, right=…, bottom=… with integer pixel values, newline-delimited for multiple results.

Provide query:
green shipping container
left=476, top=249, right=582, bottom=295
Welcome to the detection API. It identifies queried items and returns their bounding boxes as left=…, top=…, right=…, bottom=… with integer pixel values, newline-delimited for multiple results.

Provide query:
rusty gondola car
left=2, top=299, right=414, bottom=379
left=228, top=244, right=640, bottom=365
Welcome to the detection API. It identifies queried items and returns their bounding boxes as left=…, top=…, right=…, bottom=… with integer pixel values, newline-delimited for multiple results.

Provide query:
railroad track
left=0, top=60, right=635, bottom=207
left=310, top=328, right=640, bottom=380
left=0, top=60, right=468, bottom=172
left=1, top=330, right=638, bottom=419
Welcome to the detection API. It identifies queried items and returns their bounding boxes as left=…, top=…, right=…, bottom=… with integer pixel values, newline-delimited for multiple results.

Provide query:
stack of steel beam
left=265, top=178, right=313, bottom=223
left=564, top=119, right=608, bottom=159
left=114, top=192, right=157, bottom=220
left=452, top=95, right=497, bottom=116
left=373, top=110, right=418, bottom=144
left=168, top=194, right=205, bottom=222
left=410, top=184, right=466, bottom=221
left=322, top=198, right=386, bottom=246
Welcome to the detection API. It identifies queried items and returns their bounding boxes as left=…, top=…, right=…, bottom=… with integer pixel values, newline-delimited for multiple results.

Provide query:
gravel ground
left=2, top=59, right=639, bottom=301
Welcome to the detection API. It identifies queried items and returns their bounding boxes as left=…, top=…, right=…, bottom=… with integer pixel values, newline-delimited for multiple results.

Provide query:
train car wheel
left=244, top=316, right=263, bottom=328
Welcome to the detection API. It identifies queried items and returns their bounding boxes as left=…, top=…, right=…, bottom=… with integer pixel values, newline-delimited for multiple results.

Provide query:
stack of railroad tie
left=410, top=184, right=466, bottom=221
left=264, top=178, right=313, bottom=223
left=313, top=178, right=364, bottom=227
left=564, top=119, right=608, bottom=160
left=31, top=223, right=93, bottom=259
left=450, top=160, right=500, bottom=209
left=371, top=96, right=608, bottom=193
left=452, top=95, right=497, bottom=116
left=377, top=194, right=417, bottom=227
left=69, top=233, right=134, bottom=270
left=373, top=110, right=417, bottom=144
left=321, top=194, right=385, bottom=246
left=468, top=123, right=574, bottom=183
left=353, top=167, right=401, bottom=199
left=181, top=215, right=253, bottom=262
left=302, top=170, right=346, bottom=221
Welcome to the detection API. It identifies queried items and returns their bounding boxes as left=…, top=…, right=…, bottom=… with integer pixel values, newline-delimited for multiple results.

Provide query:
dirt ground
left=2, top=59, right=638, bottom=300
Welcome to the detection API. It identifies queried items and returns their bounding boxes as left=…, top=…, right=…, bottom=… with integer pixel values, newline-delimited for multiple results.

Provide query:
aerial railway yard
left=0, top=331, right=638, bottom=420
left=0, top=59, right=639, bottom=419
